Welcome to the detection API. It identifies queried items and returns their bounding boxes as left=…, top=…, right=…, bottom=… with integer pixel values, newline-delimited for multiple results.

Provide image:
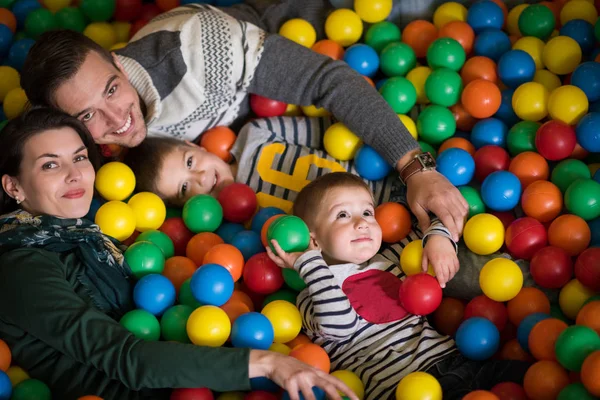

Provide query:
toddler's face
left=311, top=186, right=382, bottom=265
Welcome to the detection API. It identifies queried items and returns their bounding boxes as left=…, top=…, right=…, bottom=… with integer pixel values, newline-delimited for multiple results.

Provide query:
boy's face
left=311, top=186, right=382, bottom=265
left=155, top=142, right=235, bottom=207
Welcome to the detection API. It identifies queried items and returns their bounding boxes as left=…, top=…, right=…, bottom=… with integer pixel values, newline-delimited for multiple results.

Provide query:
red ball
left=140, top=3, right=162, bottom=20
left=114, top=0, right=142, bottom=21
left=473, top=145, right=511, bottom=183
left=156, top=0, right=180, bottom=12
left=505, top=217, right=548, bottom=260
left=217, top=183, right=258, bottom=223
left=490, top=210, right=516, bottom=230
left=491, top=382, right=528, bottom=400
left=574, top=247, right=600, bottom=291
left=530, top=246, right=573, bottom=289
left=464, top=295, right=508, bottom=332
left=535, top=121, right=577, bottom=161
left=130, top=19, right=149, bottom=39
left=159, top=217, right=194, bottom=256
left=244, top=391, right=279, bottom=400
left=242, top=253, right=284, bottom=295
left=170, top=388, right=214, bottom=400
left=250, top=94, right=287, bottom=118
left=399, top=273, right=442, bottom=315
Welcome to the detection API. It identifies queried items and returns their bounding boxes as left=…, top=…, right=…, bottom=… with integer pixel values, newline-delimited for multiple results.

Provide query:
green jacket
left=0, top=248, right=251, bottom=399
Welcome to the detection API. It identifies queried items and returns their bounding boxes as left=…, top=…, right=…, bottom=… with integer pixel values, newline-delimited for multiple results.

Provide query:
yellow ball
left=261, top=300, right=302, bottom=343
left=463, top=213, right=505, bottom=255
left=507, top=4, right=528, bottom=37
left=186, top=305, right=231, bottom=347
left=433, top=1, right=468, bottom=29
left=354, top=0, right=392, bottom=24
left=323, top=122, right=363, bottom=161
left=84, top=22, right=117, bottom=50
left=269, top=342, right=292, bottom=355
left=301, top=105, right=331, bottom=117
left=0, top=66, right=20, bottom=103
left=512, top=82, right=549, bottom=122
left=479, top=258, right=524, bottom=302
left=559, top=279, right=596, bottom=320
left=542, top=36, right=582, bottom=76
left=3, top=88, right=28, bottom=120
left=284, top=104, right=302, bottom=116
left=331, top=370, right=365, bottom=400
left=95, top=161, right=136, bottom=201
left=94, top=201, right=136, bottom=242
left=548, top=84, right=589, bottom=125
left=216, top=393, right=245, bottom=400
left=395, top=372, right=442, bottom=400
left=279, top=18, right=317, bottom=48
left=398, top=114, right=418, bottom=140
left=533, top=69, right=562, bottom=93
left=112, top=21, right=131, bottom=43
left=400, top=240, right=435, bottom=276
left=406, top=66, right=432, bottom=105
left=325, top=9, right=364, bottom=47
left=512, top=36, right=545, bottom=70
left=560, top=0, right=598, bottom=25
left=6, top=366, right=29, bottom=387
left=110, top=42, right=128, bottom=51
left=43, top=0, right=70, bottom=12
left=128, top=192, right=167, bottom=232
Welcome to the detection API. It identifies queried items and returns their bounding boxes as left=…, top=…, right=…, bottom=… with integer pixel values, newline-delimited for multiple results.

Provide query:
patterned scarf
left=0, top=210, right=134, bottom=317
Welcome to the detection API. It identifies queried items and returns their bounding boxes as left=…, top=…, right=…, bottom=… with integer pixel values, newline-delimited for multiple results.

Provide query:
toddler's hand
left=266, top=239, right=318, bottom=269
left=422, top=235, right=459, bottom=289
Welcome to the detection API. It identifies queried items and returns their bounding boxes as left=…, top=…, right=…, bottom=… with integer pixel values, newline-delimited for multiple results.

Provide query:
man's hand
left=266, top=239, right=319, bottom=269
left=422, top=235, right=459, bottom=288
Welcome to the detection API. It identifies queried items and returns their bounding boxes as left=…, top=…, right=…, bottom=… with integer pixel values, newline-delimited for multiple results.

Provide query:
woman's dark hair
left=0, top=108, right=101, bottom=215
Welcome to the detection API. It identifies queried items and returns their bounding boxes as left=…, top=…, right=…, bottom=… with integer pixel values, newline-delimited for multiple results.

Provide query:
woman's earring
left=15, top=196, right=22, bottom=205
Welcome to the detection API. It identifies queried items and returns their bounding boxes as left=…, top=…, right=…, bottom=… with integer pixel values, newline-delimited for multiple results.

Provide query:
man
left=20, top=0, right=468, bottom=240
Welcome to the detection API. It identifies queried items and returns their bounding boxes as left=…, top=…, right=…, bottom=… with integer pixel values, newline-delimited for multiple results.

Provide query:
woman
left=0, top=108, right=357, bottom=400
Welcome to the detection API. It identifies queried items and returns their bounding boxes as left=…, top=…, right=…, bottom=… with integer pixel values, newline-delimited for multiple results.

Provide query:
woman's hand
left=249, top=350, right=359, bottom=400
left=266, top=239, right=319, bottom=269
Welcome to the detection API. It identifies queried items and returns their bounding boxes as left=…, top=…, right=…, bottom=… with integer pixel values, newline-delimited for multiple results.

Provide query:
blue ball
left=231, top=230, right=264, bottom=261
left=190, top=263, right=234, bottom=306
left=467, top=1, right=505, bottom=33
left=560, top=19, right=595, bottom=54
left=455, top=317, right=500, bottom=360
left=133, top=274, right=176, bottom=316
left=215, top=222, right=245, bottom=244
left=11, top=0, right=41, bottom=29
left=7, top=38, right=34, bottom=71
left=576, top=112, right=600, bottom=152
left=283, top=387, right=326, bottom=400
left=85, top=197, right=106, bottom=222
left=251, top=207, right=285, bottom=234
left=344, top=44, right=380, bottom=78
left=250, top=377, right=280, bottom=393
left=517, top=313, right=551, bottom=352
left=354, top=144, right=392, bottom=181
left=0, top=371, right=11, bottom=400
left=329, top=0, right=354, bottom=8
left=471, top=118, right=508, bottom=149
left=474, top=29, right=511, bottom=62
left=572, top=62, right=600, bottom=103
left=497, top=50, right=536, bottom=89
left=595, top=169, right=600, bottom=184
left=481, top=171, right=522, bottom=211
left=588, top=217, right=600, bottom=246
left=231, top=312, right=275, bottom=350
left=494, top=89, right=519, bottom=127
left=436, top=148, right=475, bottom=186
left=0, top=25, right=13, bottom=59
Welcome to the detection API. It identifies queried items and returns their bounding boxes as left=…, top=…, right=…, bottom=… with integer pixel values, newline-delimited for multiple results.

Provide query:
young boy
left=265, top=172, right=530, bottom=400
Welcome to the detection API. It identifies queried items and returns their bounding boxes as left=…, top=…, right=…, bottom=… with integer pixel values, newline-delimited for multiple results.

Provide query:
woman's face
left=6, top=127, right=95, bottom=218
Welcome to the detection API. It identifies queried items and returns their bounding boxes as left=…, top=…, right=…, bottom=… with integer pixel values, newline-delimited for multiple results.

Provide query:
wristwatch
left=399, top=152, right=436, bottom=185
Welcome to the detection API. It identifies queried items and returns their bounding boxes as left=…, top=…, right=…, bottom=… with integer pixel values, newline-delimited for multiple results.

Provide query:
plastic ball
left=505, top=217, right=547, bottom=260
left=189, top=263, right=234, bottom=306
left=179, top=278, right=202, bottom=309
left=398, top=273, right=442, bottom=315
left=95, top=162, right=135, bottom=201
left=202, top=244, right=244, bottom=282
left=464, top=295, right=508, bottom=332
left=278, top=18, right=316, bottom=48
left=462, top=79, right=501, bottom=119
left=79, top=0, right=115, bottom=22
left=399, top=240, right=434, bottom=277
left=0, top=371, right=11, bottom=400
left=261, top=300, right=302, bottom=343
left=250, top=207, right=285, bottom=234
left=124, top=241, right=165, bottom=278
left=120, top=309, right=160, bottom=340
left=464, top=213, right=505, bottom=255
left=456, top=317, right=500, bottom=360
left=559, top=279, right=596, bottom=320
left=182, top=195, right=223, bottom=233
left=343, top=44, right=379, bottom=78
left=481, top=171, right=521, bottom=211
left=424, top=67, right=462, bottom=107
left=512, top=82, right=549, bottom=122
left=84, top=22, right=117, bottom=50
left=323, top=122, right=362, bottom=161
left=564, top=179, right=600, bottom=221
left=94, top=201, right=136, bottom=242
left=200, top=126, right=236, bottom=162
left=572, top=62, right=600, bottom=103
left=250, top=94, right=286, bottom=118
left=507, top=3, right=528, bottom=36
left=535, top=121, right=576, bottom=161
left=548, top=85, right=589, bottom=125
left=380, top=76, right=417, bottom=114
left=494, top=88, right=519, bottom=127
left=416, top=105, right=456, bottom=145
left=216, top=223, right=245, bottom=244
left=433, top=297, right=465, bottom=337
left=231, top=312, right=274, bottom=350
left=480, top=258, right=524, bottom=302
left=3, top=87, right=28, bottom=120
left=577, top=301, right=600, bottom=335
left=518, top=4, right=556, bottom=40
left=548, top=214, right=591, bottom=256
left=243, top=252, right=284, bottom=295
left=517, top=312, right=551, bottom=352
left=530, top=246, right=573, bottom=289
left=364, top=21, right=400, bottom=54
left=459, top=186, right=486, bottom=218
left=186, top=305, right=231, bottom=347
left=574, top=248, right=600, bottom=291
left=426, top=37, right=466, bottom=71
left=542, top=36, right=582, bottom=76
left=114, top=0, right=143, bottom=22
left=216, top=183, right=257, bottom=224
left=473, top=29, right=511, bottom=62
left=466, top=0, right=504, bottom=33
left=289, top=343, right=330, bottom=373
left=395, top=372, right=442, bottom=400
left=436, top=148, right=475, bottom=186
left=379, top=42, right=416, bottom=77
left=330, top=370, right=364, bottom=400
left=402, top=20, right=438, bottom=59
left=556, top=325, right=600, bottom=371
left=509, top=152, right=549, bottom=190
left=0, top=66, right=19, bottom=104
left=560, top=19, right=595, bottom=55
left=528, top=317, right=569, bottom=361
left=521, top=180, right=562, bottom=223
left=512, top=36, right=545, bottom=70
left=507, top=121, right=537, bottom=156
left=267, top=215, right=310, bottom=253
left=133, top=274, right=176, bottom=316
left=524, top=360, right=570, bottom=400
left=55, top=6, right=86, bottom=32
left=230, top=230, right=263, bottom=261
left=490, top=382, right=527, bottom=400
left=533, top=69, right=561, bottom=94
left=433, top=1, right=467, bottom=29
left=6, top=38, right=34, bottom=71
left=497, top=50, right=536, bottom=89
left=471, top=118, right=507, bottom=149
left=170, top=388, right=214, bottom=400
left=354, top=0, right=391, bottom=23
left=581, top=351, right=600, bottom=396
left=324, top=9, right=363, bottom=47
left=161, top=256, right=195, bottom=294
left=561, top=0, right=597, bottom=26
left=576, top=112, right=600, bottom=153
left=353, top=144, right=390, bottom=180
left=398, top=114, right=418, bottom=139
left=127, top=192, right=166, bottom=232
left=460, top=56, right=497, bottom=85
left=552, top=159, right=592, bottom=193
left=439, top=20, right=475, bottom=56
left=24, top=8, right=56, bottom=40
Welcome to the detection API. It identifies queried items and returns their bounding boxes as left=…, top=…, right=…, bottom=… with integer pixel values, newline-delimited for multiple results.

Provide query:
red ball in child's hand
left=399, top=273, right=442, bottom=315
left=217, top=183, right=258, bottom=223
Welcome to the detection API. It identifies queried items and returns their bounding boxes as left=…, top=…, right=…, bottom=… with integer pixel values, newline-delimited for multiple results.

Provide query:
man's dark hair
left=21, top=30, right=118, bottom=108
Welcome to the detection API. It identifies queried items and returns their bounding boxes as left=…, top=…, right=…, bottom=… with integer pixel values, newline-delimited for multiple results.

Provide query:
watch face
left=419, top=152, right=436, bottom=168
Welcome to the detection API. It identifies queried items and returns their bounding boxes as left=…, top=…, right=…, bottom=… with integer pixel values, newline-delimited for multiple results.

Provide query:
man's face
left=53, top=51, right=147, bottom=147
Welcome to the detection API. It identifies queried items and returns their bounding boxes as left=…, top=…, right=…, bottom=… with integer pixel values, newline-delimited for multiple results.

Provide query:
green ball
left=419, top=141, right=437, bottom=158
left=379, top=42, right=416, bottom=77
left=564, top=178, right=600, bottom=221
left=267, top=215, right=310, bottom=253
left=551, top=159, right=592, bottom=193
left=136, top=230, right=175, bottom=259
left=0, top=0, right=15, bottom=8
left=459, top=186, right=485, bottom=218
left=25, top=8, right=57, bottom=40
left=11, top=379, right=51, bottom=400
left=80, top=0, right=116, bottom=22
left=426, top=38, right=466, bottom=71
left=379, top=76, right=417, bottom=114
left=166, top=206, right=183, bottom=219
left=124, top=241, right=165, bottom=279
left=365, top=22, right=401, bottom=54
left=425, top=67, right=463, bottom=107
left=179, top=278, right=203, bottom=309
left=282, top=269, right=307, bottom=292
left=120, top=309, right=161, bottom=341
left=550, top=303, right=572, bottom=325
left=416, top=105, right=456, bottom=146
left=518, top=4, right=555, bottom=40
left=262, top=288, right=298, bottom=308
left=182, top=194, right=223, bottom=233
left=507, top=121, right=540, bottom=156
left=55, top=7, right=87, bottom=33
left=555, top=325, right=600, bottom=371
left=558, top=383, right=596, bottom=400
left=160, top=304, right=193, bottom=343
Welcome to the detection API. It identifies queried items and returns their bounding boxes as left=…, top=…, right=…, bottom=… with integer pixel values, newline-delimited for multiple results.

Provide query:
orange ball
left=203, top=244, right=245, bottom=282
left=524, top=360, right=570, bottom=400
left=499, top=338, right=534, bottom=362
left=521, top=180, right=563, bottom=223
left=312, top=39, right=345, bottom=60
left=576, top=301, right=600, bottom=335
left=374, top=202, right=412, bottom=243
left=0, top=8, right=17, bottom=33
left=163, top=256, right=197, bottom=293
left=286, top=333, right=313, bottom=351
left=462, top=391, right=500, bottom=400
left=0, top=339, right=10, bottom=372
left=433, top=297, right=465, bottom=336
left=507, top=287, right=551, bottom=326
left=228, top=289, right=255, bottom=312
left=528, top=318, right=569, bottom=361
left=438, top=21, right=475, bottom=54
left=289, top=343, right=331, bottom=373
left=450, top=102, right=478, bottom=131
left=261, top=214, right=284, bottom=248
left=186, top=232, right=224, bottom=266
left=199, top=126, right=236, bottom=163
left=363, top=76, right=375, bottom=87
left=461, top=79, right=502, bottom=119
left=460, top=56, right=497, bottom=85
left=508, top=151, right=549, bottom=189
left=438, top=137, right=476, bottom=157
left=548, top=214, right=591, bottom=256
left=220, top=299, right=251, bottom=326
left=402, top=20, right=438, bottom=58
left=581, top=350, right=600, bottom=396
